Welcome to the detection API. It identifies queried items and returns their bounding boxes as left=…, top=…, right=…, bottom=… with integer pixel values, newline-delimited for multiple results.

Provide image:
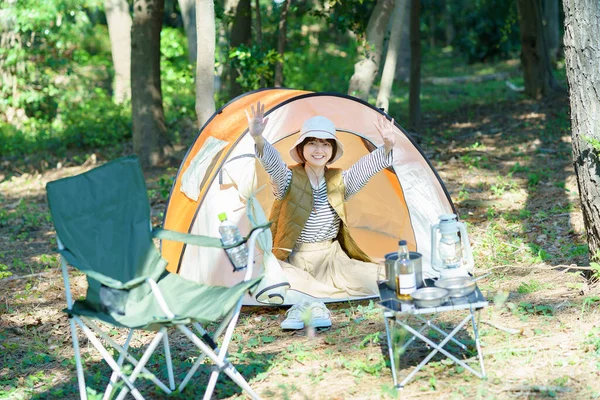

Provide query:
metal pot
left=384, top=251, right=424, bottom=290
left=410, top=287, right=449, bottom=308
left=434, top=276, right=476, bottom=297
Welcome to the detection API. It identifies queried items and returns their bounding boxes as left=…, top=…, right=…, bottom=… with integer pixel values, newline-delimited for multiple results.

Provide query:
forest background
left=2, top=0, right=600, bottom=399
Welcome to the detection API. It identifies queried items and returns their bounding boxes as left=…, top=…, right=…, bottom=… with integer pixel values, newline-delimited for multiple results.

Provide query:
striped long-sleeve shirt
left=257, top=141, right=393, bottom=243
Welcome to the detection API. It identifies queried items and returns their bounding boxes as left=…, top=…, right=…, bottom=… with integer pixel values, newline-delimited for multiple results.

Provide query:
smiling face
left=297, top=138, right=336, bottom=167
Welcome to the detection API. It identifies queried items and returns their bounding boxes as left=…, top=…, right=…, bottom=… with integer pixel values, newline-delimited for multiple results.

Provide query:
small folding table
left=377, top=281, right=488, bottom=388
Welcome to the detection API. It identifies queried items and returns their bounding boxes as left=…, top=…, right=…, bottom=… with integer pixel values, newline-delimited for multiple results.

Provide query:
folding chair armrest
left=153, top=222, right=272, bottom=250
left=58, top=248, right=150, bottom=290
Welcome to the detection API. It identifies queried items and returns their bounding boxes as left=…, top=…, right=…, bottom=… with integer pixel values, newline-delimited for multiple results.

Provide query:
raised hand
left=245, top=101, right=269, bottom=138
left=373, top=114, right=396, bottom=154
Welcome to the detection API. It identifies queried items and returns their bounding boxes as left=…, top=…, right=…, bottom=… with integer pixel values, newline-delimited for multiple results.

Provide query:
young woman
left=246, top=101, right=396, bottom=329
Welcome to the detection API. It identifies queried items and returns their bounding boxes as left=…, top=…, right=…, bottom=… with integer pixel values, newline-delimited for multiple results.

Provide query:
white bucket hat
left=289, top=116, right=344, bottom=164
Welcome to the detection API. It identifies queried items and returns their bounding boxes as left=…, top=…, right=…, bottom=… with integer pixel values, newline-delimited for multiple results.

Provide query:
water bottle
left=394, top=240, right=416, bottom=300
left=218, top=212, right=248, bottom=270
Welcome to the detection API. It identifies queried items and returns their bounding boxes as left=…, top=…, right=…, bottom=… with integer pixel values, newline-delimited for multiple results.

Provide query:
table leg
left=383, top=313, right=398, bottom=387
left=386, top=316, right=431, bottom=388
left=470, top=305, right=486, bottom=378
left=414, top=314, right=468, bottom=351
left=396, top=314, right=484, bottom=387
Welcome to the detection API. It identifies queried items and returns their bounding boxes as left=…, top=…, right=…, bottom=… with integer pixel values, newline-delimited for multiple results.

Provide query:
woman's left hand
left=374, top=114, right=396, bottom=155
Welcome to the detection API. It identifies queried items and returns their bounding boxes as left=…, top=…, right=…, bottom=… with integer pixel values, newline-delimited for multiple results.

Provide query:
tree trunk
left=443, top=0, right=455, bottom=47
left=104, top=0, right=132, bottom=104
left=542, top=0, right=560, bottom=64
left=178, top=0, right=197, bottom=62
left=517, top=0, right=558, bottom=99
left=394, top=0, right=411, bottom=82
left=131, top=0, right=168, bottom=168
left=214, top=0, right=240, bottom=95
left=376, top=0, right=405, bottom=111
left=274, top=0, right=291, bottom=87
left=563, top=0, right=600, bottom=261
left=228, top=0, right=251, bottom=97
left=195, top=0, right=216, bottom=127
left=408, top=0, right=421, bottom=130
left=254, top=0, right=262, bottom=48
left=428, top=12, right=435, bottom=48
left=348, top=0, right=396, bottom=101
left=255, top=0, right=265, bottom=87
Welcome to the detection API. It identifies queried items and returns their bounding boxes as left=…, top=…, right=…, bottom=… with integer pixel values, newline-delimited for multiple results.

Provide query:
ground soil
left=2, top=90, right=600, bottom=399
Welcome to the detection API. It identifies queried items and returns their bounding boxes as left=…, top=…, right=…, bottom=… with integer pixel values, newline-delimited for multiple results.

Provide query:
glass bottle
left=394, top=240, right=416, bottom=300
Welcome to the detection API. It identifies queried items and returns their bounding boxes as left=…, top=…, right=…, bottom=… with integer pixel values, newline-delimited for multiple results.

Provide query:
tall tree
left=348, top=0, right=396, bottom=101
left=563, top=0, right=600, bottom=261
left=394, top=0, right=411, bottom=82
left=542, top=0, right=560, bottom=64
left=408, top=0, right=421, bottom=130
left=274, top=0, right=291, bottom=87
left=178, top=0, right=197, bottom=62
left=131, top=0, right=169, bottom=167
left=228, top=0, right=252, bottom=97
left=517, top=0, right=558, bottom=99
left=443, top=0, right=455, bottom=47
left=104, top=0, right=132, bottom=104
left=376, top=0, right=405, bottom=111
left=196, top=0, right=216, bottom=127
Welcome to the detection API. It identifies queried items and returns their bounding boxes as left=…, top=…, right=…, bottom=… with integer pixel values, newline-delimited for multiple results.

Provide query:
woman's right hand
left=245, top=101, right=269, bottom=138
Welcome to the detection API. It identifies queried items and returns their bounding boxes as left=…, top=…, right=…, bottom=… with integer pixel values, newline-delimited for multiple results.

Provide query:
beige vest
left=269, top=164, right=371, bottom=262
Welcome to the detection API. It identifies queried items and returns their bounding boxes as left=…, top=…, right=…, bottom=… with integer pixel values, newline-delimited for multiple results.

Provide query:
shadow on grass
left=379, top=316, right=482, bottom=385
left=27, top=348, right=276, bottom=400
left=419, top=90, right=583, bottom=270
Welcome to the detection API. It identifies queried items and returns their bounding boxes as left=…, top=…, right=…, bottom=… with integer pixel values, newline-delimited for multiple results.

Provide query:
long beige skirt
left=279, top=240, right=381, bottom=299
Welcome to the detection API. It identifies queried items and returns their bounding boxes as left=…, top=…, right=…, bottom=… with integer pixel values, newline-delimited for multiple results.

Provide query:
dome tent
left=161, top=88, right=456, bottom=305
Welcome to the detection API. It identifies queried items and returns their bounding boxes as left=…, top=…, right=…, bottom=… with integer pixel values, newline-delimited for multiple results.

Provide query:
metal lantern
left=430, top=214, right=474, bottom=278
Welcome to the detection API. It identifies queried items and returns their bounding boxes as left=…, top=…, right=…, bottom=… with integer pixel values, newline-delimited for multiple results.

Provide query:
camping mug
left=384, top=251, right=424, bottom=291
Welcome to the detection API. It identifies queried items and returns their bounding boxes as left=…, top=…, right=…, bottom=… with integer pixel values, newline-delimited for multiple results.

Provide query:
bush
left=451, top=0, right=520, bottom=63
left=58, top=90, right=132, bottom=150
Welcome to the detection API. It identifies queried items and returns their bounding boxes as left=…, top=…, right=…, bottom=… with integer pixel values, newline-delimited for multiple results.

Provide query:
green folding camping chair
left=46, top=155, right=268, bottom=400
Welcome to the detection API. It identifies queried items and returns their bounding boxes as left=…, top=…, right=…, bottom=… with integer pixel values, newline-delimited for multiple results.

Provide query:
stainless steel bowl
left=434, top=277, right=476, bottom=298
left=410, top=287, right=449, bottom=308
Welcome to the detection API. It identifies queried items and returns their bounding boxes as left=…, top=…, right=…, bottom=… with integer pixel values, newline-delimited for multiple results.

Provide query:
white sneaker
left=281, top=302, right=309, bottom=330
left=308, top=302, right=332, bottom=328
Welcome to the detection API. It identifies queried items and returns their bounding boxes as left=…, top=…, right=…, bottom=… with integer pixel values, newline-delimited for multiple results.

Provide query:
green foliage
left=0, top=263, right=12, bottom=280
left=583, top=136, right=600, bottom=154
left=284, top=42, right=357, bottom=93
left=451, top=0, right=520, bottom=63
left=517, top=301, right=554, bottom=316
left=517, top=280, right=551, bottom=294
left=312, top=0, right=375, bottom=38
left=160, top=28, right=196, bottom=126
left=228, top=44, right=282, bottom=92
left=0, top=0, right=101, bottom=118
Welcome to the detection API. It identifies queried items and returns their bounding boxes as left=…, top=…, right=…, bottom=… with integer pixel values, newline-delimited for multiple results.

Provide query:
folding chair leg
left=73, top=317, right=145, bottom=400
left=103, top=329, right=134, bottom=400
left=69, top=317, right=88, bottom=400
left=203, top=298, right=249, bottom=400
left=163, top=333, right=176, bottom=391
left=83, top=318, right=172, bottom=394
left=178, top=316, right=233, bottom=392
left=177, top=325, right=261, bottom=400
left=115, top=328, right=169, bottom=400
